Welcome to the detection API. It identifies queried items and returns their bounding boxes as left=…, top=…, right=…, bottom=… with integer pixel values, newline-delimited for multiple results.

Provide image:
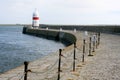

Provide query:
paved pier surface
left=0, top=30, right=120, bottom=80
left=78, top=33, right=120, bottom=80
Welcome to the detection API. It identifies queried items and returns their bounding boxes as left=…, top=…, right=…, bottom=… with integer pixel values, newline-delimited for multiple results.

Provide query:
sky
left=0, top=0, right=120, bottom=25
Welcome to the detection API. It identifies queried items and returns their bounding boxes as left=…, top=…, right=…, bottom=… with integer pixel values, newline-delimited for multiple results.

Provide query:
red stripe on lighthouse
left=33, top=17, right=39, bottom=20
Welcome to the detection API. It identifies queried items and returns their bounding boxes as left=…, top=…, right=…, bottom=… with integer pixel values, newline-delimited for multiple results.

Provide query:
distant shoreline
left=0, top=24, right=27, bottom=26
left=1, top=24, right=120, bottom=26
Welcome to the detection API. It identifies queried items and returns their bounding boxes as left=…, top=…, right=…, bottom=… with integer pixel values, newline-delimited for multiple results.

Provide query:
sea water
left=0, top=26, right=65, bottom=73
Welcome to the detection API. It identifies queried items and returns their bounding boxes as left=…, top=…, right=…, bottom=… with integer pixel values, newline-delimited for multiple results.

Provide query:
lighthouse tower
left=32, top=9, right=39, bottom=28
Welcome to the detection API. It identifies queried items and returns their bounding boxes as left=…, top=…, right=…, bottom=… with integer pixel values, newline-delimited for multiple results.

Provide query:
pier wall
left=23, top=27, right=77, bottom=46
left=23, top=24, right=120, bottom=46
left=40, top=24, right=120, bottom=33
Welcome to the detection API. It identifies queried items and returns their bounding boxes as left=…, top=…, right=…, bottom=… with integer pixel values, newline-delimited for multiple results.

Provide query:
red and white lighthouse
left=32, top=9, right=39, bottom=28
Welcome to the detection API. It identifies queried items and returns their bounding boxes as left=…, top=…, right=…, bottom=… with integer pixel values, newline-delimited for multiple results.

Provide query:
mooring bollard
left=46, top=27, right=48, bottom=30
left=58, top=49, right=62, bottom=80
left=88, top=37, right=93, bottom=56
left=74, top=28, right=76, bottom=33
left=59, top=27, right=62, bottom=32
left=73, top=42, right=76, bottom=71
left=82, top=39, right=85, bottom=62
left=24, top=61, right=29, bottom=80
